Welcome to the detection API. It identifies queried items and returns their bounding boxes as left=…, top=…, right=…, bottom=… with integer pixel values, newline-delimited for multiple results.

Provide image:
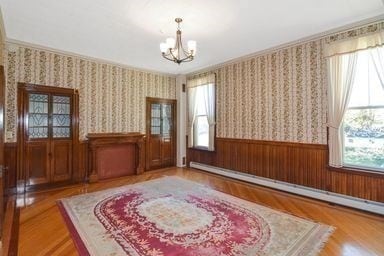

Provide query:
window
left=187, top=74, right=216, bottom=151
left=193, top=86, right=210, bottom=148
left=343, top=48, right=384, bottom=170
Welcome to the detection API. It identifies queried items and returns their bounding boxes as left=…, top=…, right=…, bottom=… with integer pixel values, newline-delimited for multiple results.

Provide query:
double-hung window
left=326, top=31, right=384, bottom=171
left=343, top=47, right=384, bottom=170
left=194, top=87, right=210, bottom=148
left=187, top=74, right=216, bottom=151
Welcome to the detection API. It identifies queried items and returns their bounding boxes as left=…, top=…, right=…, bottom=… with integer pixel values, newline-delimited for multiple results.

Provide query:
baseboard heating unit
left=190, top=161, right=384, bottom=215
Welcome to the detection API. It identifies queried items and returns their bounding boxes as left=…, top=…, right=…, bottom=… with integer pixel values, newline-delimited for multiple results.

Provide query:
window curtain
left=187, top=73, right=216, bottom=148
left=370, top=46, right=384, bottom=90
left=187, top=87, right=197, bottom=148
left=325, top=31, right=384, bottom=57
left=327, top=52, right=358, bottom=167
left=203, top=83, right=215, bottom=151
left=325, top=30, right=384, bottom=168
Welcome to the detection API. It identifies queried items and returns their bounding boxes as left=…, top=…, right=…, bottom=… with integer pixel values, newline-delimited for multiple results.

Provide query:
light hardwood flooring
left=16, top=167, right=384, bottom=255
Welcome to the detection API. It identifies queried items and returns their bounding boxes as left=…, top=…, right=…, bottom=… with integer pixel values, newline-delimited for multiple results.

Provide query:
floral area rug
left=57, top=176, right=334, bottom=256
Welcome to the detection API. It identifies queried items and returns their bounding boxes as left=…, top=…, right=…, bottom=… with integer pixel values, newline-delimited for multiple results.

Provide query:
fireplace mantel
left=87, top=133, right=145, bottom=182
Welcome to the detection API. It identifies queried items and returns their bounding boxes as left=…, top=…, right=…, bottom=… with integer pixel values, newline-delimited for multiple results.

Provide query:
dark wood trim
left=1, top=198, right=19, bottom=256
left=4, top=143, right=17, bottom=194
left=328, top=165, right=384, bottom=178
left=78, top=140, right=88, bottom=183
left=187, top=137, right=384, bottom=203
left=0, top=65, right=5, bottom=240
left=23, top=180, right=82, bottom=192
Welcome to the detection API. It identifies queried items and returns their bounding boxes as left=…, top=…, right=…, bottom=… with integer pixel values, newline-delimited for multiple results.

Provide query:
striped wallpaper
left=4, top=43, right=176, bottom=142
left=189, top=21, right=384, bottom=145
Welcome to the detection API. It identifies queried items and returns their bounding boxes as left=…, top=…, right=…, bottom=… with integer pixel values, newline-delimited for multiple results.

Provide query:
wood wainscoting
left=187, top=138, right=384, bottom=203
left=4, top=143, right=17, bottom=193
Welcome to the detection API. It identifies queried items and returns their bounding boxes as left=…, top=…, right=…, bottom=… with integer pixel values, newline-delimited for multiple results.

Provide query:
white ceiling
left=1, top=0, right=384, bottom=75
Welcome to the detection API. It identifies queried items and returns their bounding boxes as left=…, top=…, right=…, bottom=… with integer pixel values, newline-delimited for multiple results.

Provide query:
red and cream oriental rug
left=57, top=176, right=334, bottom=256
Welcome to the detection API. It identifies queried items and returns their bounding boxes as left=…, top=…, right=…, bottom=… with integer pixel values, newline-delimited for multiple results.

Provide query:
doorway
left=18, top=84, right=79, bottom=188
left=146, top=97, right=176, bottom=170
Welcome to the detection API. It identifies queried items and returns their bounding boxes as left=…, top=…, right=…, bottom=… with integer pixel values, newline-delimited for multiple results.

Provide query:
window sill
left=188, top=146, right=215, bottom=153
left=328, top=165, right=384, bottom=178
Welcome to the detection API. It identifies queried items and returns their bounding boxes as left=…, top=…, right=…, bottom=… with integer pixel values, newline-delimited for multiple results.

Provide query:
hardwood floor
left=16, top=167, right=384, bottom=256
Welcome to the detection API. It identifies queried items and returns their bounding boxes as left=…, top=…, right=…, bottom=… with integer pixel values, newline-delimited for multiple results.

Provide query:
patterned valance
left=325, top=31, right=384, bottom=57
left=187, top=73, right=215, bottom=88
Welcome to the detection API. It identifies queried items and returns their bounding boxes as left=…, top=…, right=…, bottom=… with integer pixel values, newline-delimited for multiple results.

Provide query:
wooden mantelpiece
left=87, top=133, right=145, bottom=182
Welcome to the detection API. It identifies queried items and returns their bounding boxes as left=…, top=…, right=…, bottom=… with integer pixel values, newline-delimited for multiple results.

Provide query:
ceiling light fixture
left=160, top=18, right=196, bottom=64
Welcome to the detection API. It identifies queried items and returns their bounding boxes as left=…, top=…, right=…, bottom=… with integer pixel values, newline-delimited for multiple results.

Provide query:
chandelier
left=160, top=18, right=197, bottom=64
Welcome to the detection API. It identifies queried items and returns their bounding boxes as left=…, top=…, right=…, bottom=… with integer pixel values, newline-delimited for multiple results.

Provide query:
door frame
left=17, top=83, right=79, bottom=191
left=0, top=65, right=5, bottom=238
left=145, top=97, right=177, bottom=170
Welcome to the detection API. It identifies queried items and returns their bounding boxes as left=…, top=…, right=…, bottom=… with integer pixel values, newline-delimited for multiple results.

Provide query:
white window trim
left=342, top=105, right=384, bottom=171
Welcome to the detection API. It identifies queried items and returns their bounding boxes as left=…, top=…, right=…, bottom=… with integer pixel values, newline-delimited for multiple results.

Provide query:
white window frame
left=342, top=105, right=384, bottom=171
left=187, top=74, right=216, bottom=151
left=193, top=114, right=209, bottom=149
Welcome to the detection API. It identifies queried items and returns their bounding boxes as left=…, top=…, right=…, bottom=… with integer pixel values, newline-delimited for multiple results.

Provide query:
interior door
left=146, top=98, right=176, bottom=170
left=161, top=103, right=174, bottom=167
left=51, top=95, right=73, bottom=182
left=19, top=85, right=77, bottom=188
left=147, top=103, right=163, bottom=169
left=25, top=93, right=50, bottom=185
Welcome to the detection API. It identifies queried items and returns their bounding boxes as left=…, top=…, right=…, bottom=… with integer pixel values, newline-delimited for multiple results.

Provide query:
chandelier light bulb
left=160, top=43, right=168, bottom=53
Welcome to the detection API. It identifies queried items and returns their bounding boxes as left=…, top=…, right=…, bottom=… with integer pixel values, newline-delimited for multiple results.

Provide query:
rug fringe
left=304, top=226, right=336, bottom=256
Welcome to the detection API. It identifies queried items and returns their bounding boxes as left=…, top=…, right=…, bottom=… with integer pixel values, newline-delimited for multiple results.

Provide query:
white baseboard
left=190, top=162, right=384, bottom=215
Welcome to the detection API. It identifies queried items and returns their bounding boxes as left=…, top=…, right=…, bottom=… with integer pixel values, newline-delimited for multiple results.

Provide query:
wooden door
left=25, top=93, right=51, bottom=185
left=18, top=84, right=79, bottom=188
left=50, top=95, right=73, bottom=182
left=161, top=103, right=174, bottom=167
left=146, top=98, right=176, bottom=170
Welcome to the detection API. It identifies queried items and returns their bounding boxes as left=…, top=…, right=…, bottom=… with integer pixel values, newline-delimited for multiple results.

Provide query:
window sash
left=193, top=115, right=209, bottom=149
left=342, top=106, right=384, bottom=171
left=348, top=105, right=384, bottom=110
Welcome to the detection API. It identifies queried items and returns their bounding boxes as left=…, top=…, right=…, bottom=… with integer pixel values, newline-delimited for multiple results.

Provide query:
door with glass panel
left=146, top=98, right=176, bottom=170
left=18, top=84, right=78, bottom=187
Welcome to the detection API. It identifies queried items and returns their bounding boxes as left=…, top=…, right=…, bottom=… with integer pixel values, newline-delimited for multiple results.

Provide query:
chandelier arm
left=162, top=53, right=179, bottom=62
left=182, top=48, right=191, bottom=56
left=178, top=55, right=194, bottom=62
left=169, top=49, right=179, bottom=62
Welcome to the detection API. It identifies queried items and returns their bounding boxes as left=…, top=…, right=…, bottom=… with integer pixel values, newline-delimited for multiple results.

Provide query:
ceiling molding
left=5, top=38, right=177, bottom=77
left=187, top=14, right=384, bottom=76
